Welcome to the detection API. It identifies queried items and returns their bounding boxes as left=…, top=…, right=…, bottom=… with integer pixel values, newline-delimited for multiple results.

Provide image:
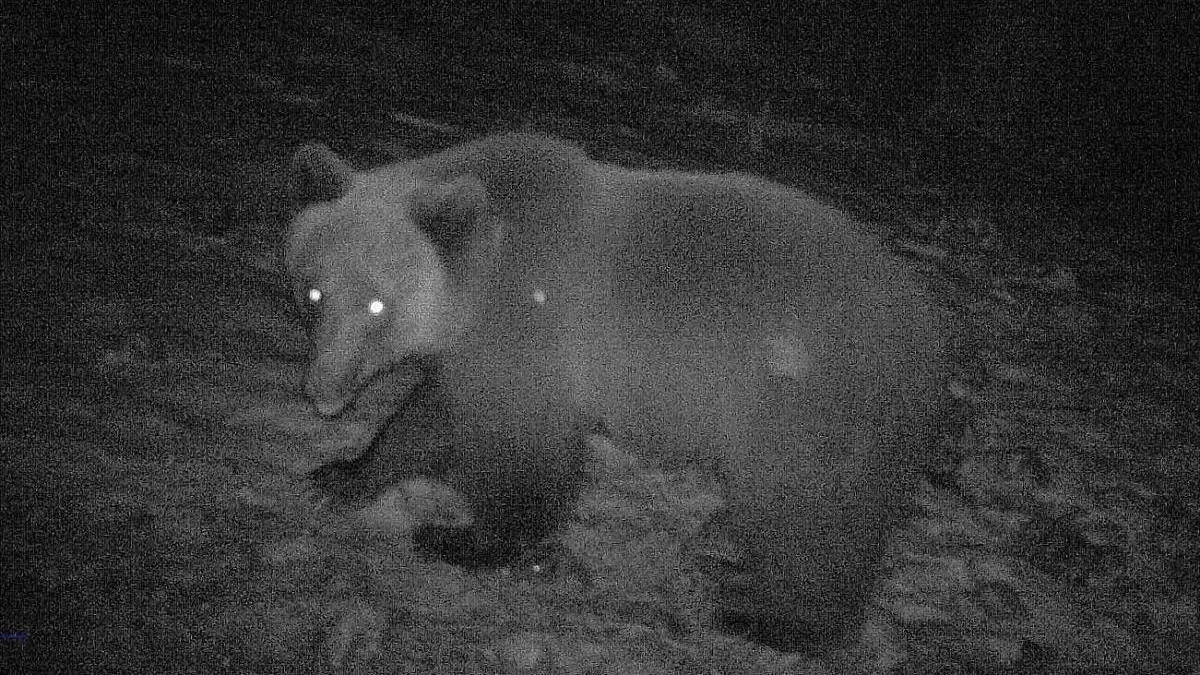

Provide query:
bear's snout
left=304, top=353, right=362, bottom=418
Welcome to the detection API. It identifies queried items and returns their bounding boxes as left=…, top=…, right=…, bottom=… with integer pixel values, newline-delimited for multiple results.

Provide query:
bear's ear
left=409, top=176, right=495, bottom=257
left=290, top=143, right=353, bottom=205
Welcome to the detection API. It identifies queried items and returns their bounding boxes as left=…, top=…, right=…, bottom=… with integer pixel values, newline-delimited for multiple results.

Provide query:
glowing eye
left=531, top=289, right=547, bottom=305
left=367, top=299, right=386, bottom=315
left=306, top=288, right=322, bottom=304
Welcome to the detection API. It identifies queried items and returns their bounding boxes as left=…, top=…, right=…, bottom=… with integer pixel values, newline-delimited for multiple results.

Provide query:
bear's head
left=285, top=144, right=496, bottom=417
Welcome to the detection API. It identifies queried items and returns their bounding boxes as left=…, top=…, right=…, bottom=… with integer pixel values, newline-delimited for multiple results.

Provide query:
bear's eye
left=367, top=298, right=386, bottom=315
left=306, top=287, right=323, bottom=305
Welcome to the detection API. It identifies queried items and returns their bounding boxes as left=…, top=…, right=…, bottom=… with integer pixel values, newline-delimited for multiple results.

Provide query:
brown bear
left=286, top=133, right=945, bottom=650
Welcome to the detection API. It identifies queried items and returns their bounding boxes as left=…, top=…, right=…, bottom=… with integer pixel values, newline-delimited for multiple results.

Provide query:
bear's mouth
left=304, top=362, right=372, bottom=419
left=307, top=357, right=404, bottom=419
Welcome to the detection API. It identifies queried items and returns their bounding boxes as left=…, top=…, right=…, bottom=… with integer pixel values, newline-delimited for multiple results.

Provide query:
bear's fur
left=286, top=133, right=945, bottom=650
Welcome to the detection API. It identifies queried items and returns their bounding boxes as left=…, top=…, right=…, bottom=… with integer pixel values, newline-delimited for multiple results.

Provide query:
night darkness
left=3, top=2, right=1198, bottom=673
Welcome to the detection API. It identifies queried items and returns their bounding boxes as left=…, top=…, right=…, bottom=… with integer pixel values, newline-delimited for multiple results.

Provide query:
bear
left=285, top=133, right=945, bottom=650
left=287, top=143, right=594, bottom=568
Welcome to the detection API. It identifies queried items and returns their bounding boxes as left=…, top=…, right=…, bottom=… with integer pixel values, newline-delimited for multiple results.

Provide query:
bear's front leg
left=414, top=421, right=594, bottom=569
left=308, top=358, right=454, bottom=506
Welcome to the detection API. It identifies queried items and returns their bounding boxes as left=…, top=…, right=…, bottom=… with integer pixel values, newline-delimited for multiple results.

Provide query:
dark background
left=9, top=0, right=1196, bottom=290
